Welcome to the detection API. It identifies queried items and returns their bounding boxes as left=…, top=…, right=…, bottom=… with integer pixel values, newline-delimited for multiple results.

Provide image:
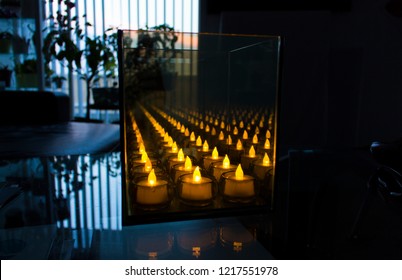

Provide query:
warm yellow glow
left=233, top=126, right=238, bottom=135
left=190, top=132, right=196, bottom=142
left=180, top=125, right=185, bottom=133
left=236, top=139, right=243, bottom=150
left=196, top=136, right=202, bottom=146
left=184, top=156, right=192, bottom=170
left=249, top=145, right=256, bottom=157
left=148, top=169, right=156, bottom=185
left=193, top=166, right=202, bottom=182
left=141, top=151, right=149, bottom=162
left=211, top=127, right=216, bottom=136
left=214, top=118, right=219, bottom=126
left=199, top=121, right=204, bottom=129
left=243, top=130, right=248, bottom=140
left=176, top=121, right=181, bottom=130
left=263, top=153, right=270, bottom=166
left=171, top=142, right=178, bottom=152
left=167, top=137, right=173, bottom=147
left=266, top=130, right=271, bottom=139
left=205, top=124, right=210, bottom=132
left=255, top=126, right=260, bottom=135
left=220, top=121, right=225, bottom=129
left=252, top=134, right=258, bottom=144
left=219, top=131, right=225, bottom=140
left=212, top=147, right=219, bottom=159
left=227, top=135, right=232, bottom=145
left=232, top=118, right=236, bottom=125
left=185, top=128, right=190, bottom=137
left=139, top=142, right=145, bottom=154
left=144, top=158, right=153, bottom=172
left=235, top=164, right=244, bottom=180
left=264, top=139, right=271, bottom=149
left=177, top=148, right=184, bottom=161
left=202, top=140, right=209, bottom=151
left=223, top=154, right=230, bottom=168
left=164, top=132, right=169, bottom=142
left=239, top=121, right=244, bottom=128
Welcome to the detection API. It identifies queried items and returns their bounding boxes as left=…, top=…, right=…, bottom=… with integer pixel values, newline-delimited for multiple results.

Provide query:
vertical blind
left=44, top=0, right=199, bottom=118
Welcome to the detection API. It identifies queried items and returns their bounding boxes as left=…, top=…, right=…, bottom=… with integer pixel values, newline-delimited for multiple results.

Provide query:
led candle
left=265, top=130, right=271, bottom=139
left=136, top=169, right=169, bottom=206
left=241, top=145, right=259, bottom=170
left=242, top=130, right=248, bottom=140
left=252, top=152, right=273, bottom=180
left=236, top=139, right=243, bottom=150
left=233, top=126, right=239, bottom=136
left=203, top=146, right=224, bottom=170
left=174, top=156, right=196, bottom=183
left=252, top=134, right=258, bottom=145
left=212, top=154, right=236, bottom=181
left=222, top=164, right=255, bottom=201
left=219, top=131, right=225, bottom=141
left=196, top=136, right=202, bottom=147
left=168, top=148, right=186, bottom=169
left=179, top=166, right=213, bottom=205
left=190, top=132, right=196, bottom=142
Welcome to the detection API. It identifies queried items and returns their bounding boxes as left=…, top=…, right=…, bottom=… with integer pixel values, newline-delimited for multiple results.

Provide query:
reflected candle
left=136, top=169, right=169, bottom=205
left=252, top=152, right=273, bottom=180
left=223, top=164, right=255, bottom=199
left=174, top=156, right=196, bottom=183
left=179, top=166, right=213, bottom=203
left=212, top=154, right=236, bottom=181
left=203, top=147, right=224, bottom=170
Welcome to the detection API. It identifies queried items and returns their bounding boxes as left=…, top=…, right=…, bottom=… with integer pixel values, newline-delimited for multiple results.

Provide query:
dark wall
left=200, top=0, right=402, bottom=154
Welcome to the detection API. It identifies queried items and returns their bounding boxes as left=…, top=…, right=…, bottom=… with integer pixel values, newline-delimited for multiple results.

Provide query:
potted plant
left=124, top=24, right=178, bottom=100
left=0, top=64, right=12, bottom=87
left=0, top=31, right=13, bottom=53
left=14, top=58, right=38, bottom=88
left=11, top=34, right=30, bottom=54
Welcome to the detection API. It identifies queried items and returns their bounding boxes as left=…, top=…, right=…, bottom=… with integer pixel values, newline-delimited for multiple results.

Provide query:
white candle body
left=136, top=180, right=168, bottom=205
left=212, top=164, right=236, bottom=181
left=224, top=175, right=255, bottom=197
left=180, top=175, right=213, bottom=201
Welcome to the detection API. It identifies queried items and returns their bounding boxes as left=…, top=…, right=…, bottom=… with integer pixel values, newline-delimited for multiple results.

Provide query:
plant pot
left=0, top=69, right=12, bottom=87
left=16, top=73, right=38, bottom=88
left=0, top=38, right=12, bottom=53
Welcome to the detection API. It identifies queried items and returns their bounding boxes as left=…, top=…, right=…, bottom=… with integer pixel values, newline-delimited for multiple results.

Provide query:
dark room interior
left=1, top=0, right=402, bottom=261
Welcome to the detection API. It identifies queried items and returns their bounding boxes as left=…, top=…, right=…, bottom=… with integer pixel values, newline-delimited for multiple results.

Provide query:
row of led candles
left=131, top=106, right=273, bottom=206
left=150, top=105, right=273, bottom=157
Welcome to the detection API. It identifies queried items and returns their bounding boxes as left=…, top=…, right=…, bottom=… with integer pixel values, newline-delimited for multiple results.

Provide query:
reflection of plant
left=14, top=58, right=37, bottom=74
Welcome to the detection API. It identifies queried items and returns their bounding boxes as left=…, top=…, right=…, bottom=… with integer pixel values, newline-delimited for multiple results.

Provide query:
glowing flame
left=227, top=135, right=232, bottom=145
left=219, top=131, right=225, bottom=140
left=177, top=148, right=184, bottom=161
left=184, top=156, right=192, bottom=170
left=266, top=130, right=271, bottom=139
left=196, top=136, right=202, bottom=146
left=167, top=136, right=173, bottom=147
left=180, top=125, right=185, bottom=133
left=249, top=145, right=256, bottom=157
left=193, top=166, right=202, bottom=182
left=205, top=124, right=210, bottom=132
left=223, top=155, right=230, bottom=168
left=214, top=119, right=219, bottom=126
left=235, top=164, right=244, bottom=180
left=263, top=153, right=270, bottom=166
left=236, top=139, right=243, bottom=150
left=190, top=132, right=196, bottom=142
left=203, top=140, right=209, bottom=151
left=176, top=121, right=181, bottom=130
left=171, top=141, right=178, bottom=152
left=141, top=151, right=149, bottom=162
left=212, top=147, right=219, bottom=159
left=139, top=142, right=145, bottom=154
left=252, top=134, right=258, bottom=144
left=148, top=169, right=156, bottom=185
left=164, top=132, right=169, bottom=142
left=239, top=121, right=244, bottom=128
left=255, top=127, right=260, bottom=135
left=211, top=127, right=217, bottom=136
left=199, top=121, right=204, bottom=129
left=220, top=121, right=225, bottom=129
left=264, top=139, right=271, bottom=149
left=233, top=126, right=238, bottom=135
left=185, top=128, right=190, bottom=137
left=242, top=130, right=248, bottom=140
left=144, top=158, right=153, bottom=172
